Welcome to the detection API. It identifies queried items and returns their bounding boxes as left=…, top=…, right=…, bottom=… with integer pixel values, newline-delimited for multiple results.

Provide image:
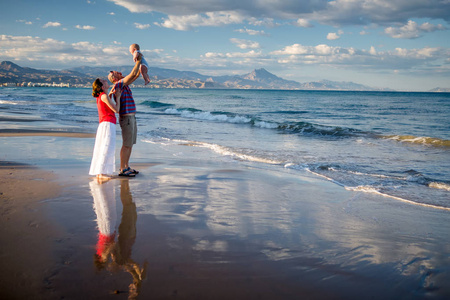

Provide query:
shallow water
left=1, top=87, right=450, bottom=209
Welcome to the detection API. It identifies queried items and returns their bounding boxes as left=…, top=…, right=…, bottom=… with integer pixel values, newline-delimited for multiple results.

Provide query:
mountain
left=68, top=66, right=392, bottom=90
left=0, top=61, right=94, bottom=85
left=71, top=65, right=210, bottom=81
left=223, top=68, right=303, bottom=89
left=1, top=60, right=396, bottom=91
left=428, top=87, right=450, bottom=93
left=299, top=80, right=387, bottom=91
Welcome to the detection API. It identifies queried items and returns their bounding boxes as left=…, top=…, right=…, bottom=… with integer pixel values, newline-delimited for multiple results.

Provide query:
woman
left=89, top=78, right=125, bottom=180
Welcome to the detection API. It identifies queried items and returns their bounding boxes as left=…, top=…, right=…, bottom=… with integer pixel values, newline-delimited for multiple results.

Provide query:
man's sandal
left=119, top=168, right=136, bottom=177
left=124, top=167, right=139, bottom=175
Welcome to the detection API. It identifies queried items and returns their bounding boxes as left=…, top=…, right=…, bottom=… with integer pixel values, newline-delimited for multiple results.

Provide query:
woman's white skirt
left=89, top=122, right=116, bottom=175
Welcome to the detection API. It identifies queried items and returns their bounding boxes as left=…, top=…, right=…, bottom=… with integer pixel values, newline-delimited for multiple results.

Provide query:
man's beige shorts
left=119, top=115, right=137, bottom=147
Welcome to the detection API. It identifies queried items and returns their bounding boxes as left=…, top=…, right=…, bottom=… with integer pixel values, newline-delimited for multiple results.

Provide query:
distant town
left=2, top=82, right=75, bottom=88
left=1, top=79, right=214, bottom=89
left=1, top=61, right=449, bottom=92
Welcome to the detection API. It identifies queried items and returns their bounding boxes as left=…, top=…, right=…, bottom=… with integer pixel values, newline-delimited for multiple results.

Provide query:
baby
left=129, top=43, right=150, bottom=85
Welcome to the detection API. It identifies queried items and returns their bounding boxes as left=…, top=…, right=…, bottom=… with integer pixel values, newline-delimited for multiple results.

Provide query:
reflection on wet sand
left=90, top=179, right=147, bottom=299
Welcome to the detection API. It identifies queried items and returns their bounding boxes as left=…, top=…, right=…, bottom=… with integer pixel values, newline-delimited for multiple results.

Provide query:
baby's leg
left=140, top=65, right=150, bottom=85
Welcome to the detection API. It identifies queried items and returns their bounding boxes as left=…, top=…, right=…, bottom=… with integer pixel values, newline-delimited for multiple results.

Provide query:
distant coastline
left=1, top=61, right=449, bottom=92
left=3, top=84, right=450, bottom=94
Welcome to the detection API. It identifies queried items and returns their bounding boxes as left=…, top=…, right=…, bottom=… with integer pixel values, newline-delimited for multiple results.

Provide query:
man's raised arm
left=122, top=54, right=142, bottom=86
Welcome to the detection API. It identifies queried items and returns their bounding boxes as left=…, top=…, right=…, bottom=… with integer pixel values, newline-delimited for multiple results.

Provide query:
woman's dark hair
left=92, top=78, right=103, bottom=97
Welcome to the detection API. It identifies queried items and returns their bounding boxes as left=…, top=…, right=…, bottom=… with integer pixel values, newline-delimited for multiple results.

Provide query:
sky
left=1, top=0, right=450, bottom=91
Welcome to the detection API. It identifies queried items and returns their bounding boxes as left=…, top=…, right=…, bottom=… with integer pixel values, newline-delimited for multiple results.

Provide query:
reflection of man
left=91, top=179, right=147, bottom=298
left=108, top=54, right=142, bottom=177
left=117, top=180, right=146, bottom=298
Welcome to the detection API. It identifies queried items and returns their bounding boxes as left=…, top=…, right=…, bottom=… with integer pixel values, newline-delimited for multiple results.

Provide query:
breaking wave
left=145, top=103, right=449, bottom=147
left=162, top=107, right=365, bottom=137
left=141, top=100, right=175, bottom=108
left=383, top=135, right=450, bottom=148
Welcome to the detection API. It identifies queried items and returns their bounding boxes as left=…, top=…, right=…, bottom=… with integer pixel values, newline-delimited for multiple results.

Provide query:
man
left=108, top=54, right=142, bottom=177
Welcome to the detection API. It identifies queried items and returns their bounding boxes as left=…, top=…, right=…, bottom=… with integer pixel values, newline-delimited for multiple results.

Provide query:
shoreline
left=1, top=132, right=450, bottom=299
left=0, top=129, right=95, bottom=138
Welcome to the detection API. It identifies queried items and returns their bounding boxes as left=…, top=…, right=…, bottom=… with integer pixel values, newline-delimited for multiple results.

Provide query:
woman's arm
left=101, top=92, right=120, bottom=113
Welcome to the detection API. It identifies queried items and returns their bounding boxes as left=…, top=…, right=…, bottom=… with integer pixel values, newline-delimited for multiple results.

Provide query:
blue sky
left=1, top=0, right=449, bottom=91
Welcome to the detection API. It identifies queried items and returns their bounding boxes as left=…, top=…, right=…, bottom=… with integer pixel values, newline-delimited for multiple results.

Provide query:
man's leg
left=120, top=145, right=133, bottom=171
left=119, top=115, right=138, bottom=174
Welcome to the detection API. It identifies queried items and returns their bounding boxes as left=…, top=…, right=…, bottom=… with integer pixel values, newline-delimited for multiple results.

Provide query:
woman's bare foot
left=96, top=174, right=111, bottom=183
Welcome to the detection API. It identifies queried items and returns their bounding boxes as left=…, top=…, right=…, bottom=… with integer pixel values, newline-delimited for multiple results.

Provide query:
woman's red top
left=96, top=92, right=116, bottom=124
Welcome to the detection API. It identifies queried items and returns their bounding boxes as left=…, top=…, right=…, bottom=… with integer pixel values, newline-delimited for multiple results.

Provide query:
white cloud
left=295, top=18, right=312, bottom=28
left=108, top=12, right=115, bottom=15
left=0, top=35, right=170, bottom=69
left=108, top=0, right=450, bottom=27
left=270, top=42, right=450, bottom=74
left=327, top=30, right=343, bottom=40
left=235, top=28, right=269, bottom=36
left=1, top=34, right=449, bottom=82
left=230, top=38, right=261, bottom=49
left=203, top=50, right=264, bottom=59
left=75, top=25, right=95, bottom=30
left=43, top=22, right=61, bottom=28
left=271, top=44, right=309, bottom=55
left=134, top=23, right=151, bottom=29
left=16, top=20, right=33, bottom=25
left=311, top=0, right=450, bottom=26
left=0, top=35, right=129, bottom=68
left=156, top=11, right=245, bottom=31
left=327, top=32, right=340, bottom=40
left=247, top=17, right=280, bottom=27
left=394, top=47, right=441, bottom=59
left=385, top=20, right=447, bottom=39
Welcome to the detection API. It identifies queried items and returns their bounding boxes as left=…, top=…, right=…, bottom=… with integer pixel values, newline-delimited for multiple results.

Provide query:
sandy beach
left=1, top=130, right=450, bottom=300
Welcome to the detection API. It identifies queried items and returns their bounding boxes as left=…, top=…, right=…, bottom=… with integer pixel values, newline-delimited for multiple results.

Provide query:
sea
left=1, top=87, right=449, bottom=210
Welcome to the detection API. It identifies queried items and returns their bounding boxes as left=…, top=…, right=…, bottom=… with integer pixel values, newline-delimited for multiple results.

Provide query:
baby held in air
left=129, top=43, right=150, bottom=85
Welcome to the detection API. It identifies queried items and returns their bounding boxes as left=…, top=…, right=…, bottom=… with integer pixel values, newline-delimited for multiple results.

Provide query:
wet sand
left=1, top=131, right=450, bottom=299
left=0, top=161, right=61, bottom=299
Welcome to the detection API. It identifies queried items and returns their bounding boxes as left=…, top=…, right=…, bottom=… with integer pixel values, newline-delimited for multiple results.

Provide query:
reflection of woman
left=90, top=179, right=117, bottom=267
left=90, top=179, right=147, bottom=298
left=89, top=78, right=121, bottom=181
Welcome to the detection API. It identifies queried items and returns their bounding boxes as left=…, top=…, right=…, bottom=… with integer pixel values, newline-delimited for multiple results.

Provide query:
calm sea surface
left=1, top=87, right=449, bottom=209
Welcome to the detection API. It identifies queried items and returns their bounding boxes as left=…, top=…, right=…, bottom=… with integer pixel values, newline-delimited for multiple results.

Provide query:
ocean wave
left=154, top=103, right=448, bottom=145
left=227, top=95, right=246, bottom=99
left=286, top=163, right=450, bottom=210
left=277, top=122, right=363, bottom=137
left=188, top=141, right=283, bottom=165
left=165, top=108, right=253, bottom=124
left=428, top=182, right=450, bottom=191
left=254, top=121, right=279, bottom=129
left=141, top=100, right=175, bottom=108
left=384, top=135, right=450, bottom=148
left=162, top=106, right=363, bottom=138
left=142, top=135, right=284, bottom=165
left=263, top=110, right=309, bottom=115
left=0, top=100, right=19, bottom=105
left=345, top=185, right=450, bottom=211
